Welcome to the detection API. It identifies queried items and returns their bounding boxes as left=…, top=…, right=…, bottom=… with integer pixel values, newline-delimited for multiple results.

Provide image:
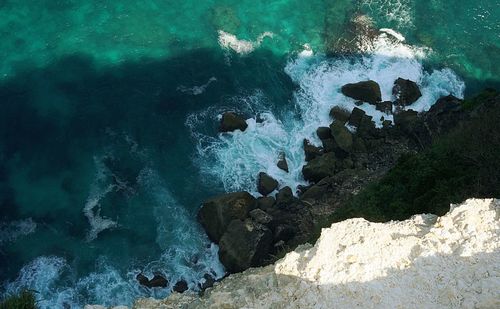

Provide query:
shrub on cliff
left=331, top=92, right=500, bottom=222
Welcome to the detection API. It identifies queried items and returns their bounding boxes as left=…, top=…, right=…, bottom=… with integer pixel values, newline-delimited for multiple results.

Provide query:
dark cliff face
left=197, top=88, right=500, bottom=275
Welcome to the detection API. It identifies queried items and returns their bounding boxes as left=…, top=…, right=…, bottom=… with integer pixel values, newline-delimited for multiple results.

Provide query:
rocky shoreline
left=192, top=79, right=476, bottom=280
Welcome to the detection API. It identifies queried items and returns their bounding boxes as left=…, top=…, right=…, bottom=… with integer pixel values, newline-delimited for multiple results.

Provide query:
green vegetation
left=331, top=93, right=500, bottom=223
left=0, top=290, right=37, bottom=309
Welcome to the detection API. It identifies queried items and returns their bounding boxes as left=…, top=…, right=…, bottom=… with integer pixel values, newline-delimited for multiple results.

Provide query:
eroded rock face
left=393, top=78, right=422, bottom=106
left=198, top=192, right=256, bottom=243
left=219, top=112, right=248, bottom=132
left=218, top=219, right=273, bottom=273
left=341, top=80, right=382, bottom=104
left=140, top=199, right=500, bottom=309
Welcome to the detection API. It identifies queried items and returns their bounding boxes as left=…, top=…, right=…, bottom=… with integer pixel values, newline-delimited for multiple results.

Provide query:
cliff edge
left=134, top=198, right=499, bottom=309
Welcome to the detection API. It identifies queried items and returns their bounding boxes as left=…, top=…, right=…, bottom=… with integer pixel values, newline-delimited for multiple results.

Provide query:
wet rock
left=173, top=279, right=189, bottom=293
left=302, top=153, right=337, bottom=183
left=136, top=273, right=169, bottom=288
left=376, top=101, right=393, bottom=114
left=316, top=127, right=332, bottom=140
left=277, top=152, right=289, bottom=173
left=219, top=112, right=248, bottom=132
left=275, top=186, right=295, bottom=208
left=341, top=80, right=382, bottom=104
left=348, top=107, right=366, bottom=128
left=329, top=106, right=350, bottom=123
left=394, top=109, right=419, bottom=133
left=198, top=192, right=256, bottom=243
left=199, top=274, right=215, bottom=291
left=321, top=138, right=336, bottom=153
left=329, top=123, right=353, bottom=153
left=303, top=139, right=323, bottom=161
left=393, top=78, right=422, bottom=106
left=256, top=196, right=275, bottom=210
left=249, top=209, right=273, bottom=225
left=257, top=172, right=279, bottom=196
left=218, top=219, right=273, bottom=273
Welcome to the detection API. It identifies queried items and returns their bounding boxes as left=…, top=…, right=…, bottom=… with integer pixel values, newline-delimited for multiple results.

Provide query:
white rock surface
left=131, top=198, right=500, bottom=309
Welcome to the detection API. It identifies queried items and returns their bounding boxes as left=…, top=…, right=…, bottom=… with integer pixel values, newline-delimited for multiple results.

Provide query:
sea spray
left=190, top=30, right=464, bottom=195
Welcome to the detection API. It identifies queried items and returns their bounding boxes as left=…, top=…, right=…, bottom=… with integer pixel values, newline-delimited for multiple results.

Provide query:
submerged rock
left=219, top=112, right=248, bottom=132
left=393, top=78, right=422, bottom=106
left=257, top=172, right=279, bottom=196
left=341, top=80, right=382, bottom=104
left=198, top=192, right=256, bottom=243
left=218, top=219, right=273, bottom=273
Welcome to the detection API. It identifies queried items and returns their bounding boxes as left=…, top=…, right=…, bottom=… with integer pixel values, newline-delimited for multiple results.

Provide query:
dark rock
left=273, top=224, right=296, bottom=242
left=257, top=172, right=279, bottom=196
left=136, top=273, right=169, bottom=288
left=219, top=112, right=248, bottom=132
left=249, top=209, right=273, bottom=225
left=173, top=279, right=189, bottom=293
left=341, top=80, right=382, bottom=104
left=329, top=106, right=350, bottom=123
left=303, top=139, right=323, bottom=161
left=348, top=107, right=366, bottom=127
left=218, top=219, right=273, bottom=273
left=316, top=127, right=332, bottom=140
left=354, top=101, right=364, bottom=106
left=321, top=138, right=336, bottom=153
left=199, top=274, right=215, bottom=291
left=393, top=78, right=422, bottom=106
left=198, top=192, right=256, bottom=243
left=275, top=186, right=295, bottom=208
left=376, top=101, right=393, bottom=114
left=256, top=196, right=275, bottom=210
left=394, top=109, right=419, bottom=133
left=277, top=152, right=289, bottom=173
left=302, top=152, right=337, bottom=183
left=382, top=120, right=392, bottom=128
left=329, top=123, right=353, bottom=153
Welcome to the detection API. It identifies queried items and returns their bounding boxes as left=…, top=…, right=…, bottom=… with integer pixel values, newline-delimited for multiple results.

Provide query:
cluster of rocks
left=194, top=78, right=472, bottom=275
left=135, top=273, right=197, bottom=293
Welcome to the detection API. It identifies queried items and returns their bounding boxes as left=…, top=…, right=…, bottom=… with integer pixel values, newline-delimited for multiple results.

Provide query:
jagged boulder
left=275, top=186, right=295, bottom=208
left=376, top=101, right=393, bottom=114
left=348, top=107, right=366, bottom=128
left=341, top=80, right=382, bottom=104
left=257, top=172, right=279, bottom=196
left=256, top=196, right=275, bottom=210
left=302, top=153, right=337, bottom=183
left=173, top=280, right=188, bottom=293
left=393, top=78, right=422, bottom=106
left=198, top=192, right=256, bottom=243
left=136, top=273, right=169, bottom=288
left=329, top=123, right=353, bottom=153
left=219, top=112, right=248, bottom=132
left=218, top=219, right=273, bottom=273
left=303, top=139, right=323, bottom=161
left=277, top=152, right=289, bottom=173
left=316, top=127, right=332, bottom=140
left=329, top=106, right=351, bottom=123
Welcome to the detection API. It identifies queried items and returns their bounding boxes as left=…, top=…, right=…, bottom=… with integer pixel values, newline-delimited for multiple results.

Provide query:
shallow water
left=0, top=0, right=498, bottom=307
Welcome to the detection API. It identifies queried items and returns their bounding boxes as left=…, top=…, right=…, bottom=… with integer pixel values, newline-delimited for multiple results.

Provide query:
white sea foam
left=177, top=77, right=217, bottom=96
left=218, top=30, right=273, bottom=55
left=362, top=0, right=415, bottom=28
left=190, top=30, right=464, bottom=194
left=0, top=218, right=37, bottom=245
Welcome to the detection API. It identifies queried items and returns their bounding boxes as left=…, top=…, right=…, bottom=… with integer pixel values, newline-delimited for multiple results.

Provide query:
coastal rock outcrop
left=137, top=199, right=500, bottom=309
left=393, top=78, right=422, bottom=106
left=219, top=112, right=248, bottom=132
left=198, top=192, right=256, bottom=242
left=257, top=172, right=279, bottom=196
left=341, top=80, right=382, bottom=104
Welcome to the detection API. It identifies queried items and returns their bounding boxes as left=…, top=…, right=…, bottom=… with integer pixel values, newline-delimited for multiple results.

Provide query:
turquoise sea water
left=0, top=1, right=498, bottom=307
